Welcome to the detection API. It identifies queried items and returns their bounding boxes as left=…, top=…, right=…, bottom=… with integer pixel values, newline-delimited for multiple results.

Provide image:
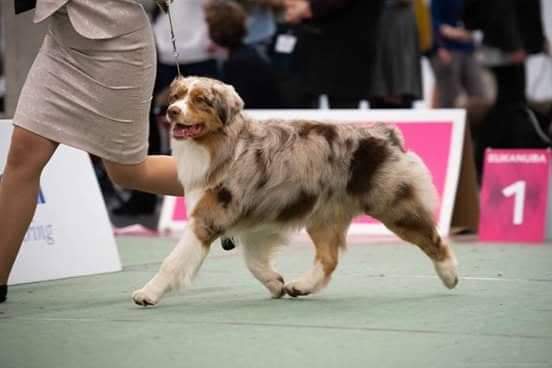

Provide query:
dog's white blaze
left=170, top=79, right=199, bottom=115
left=172, top=139, right=211, bottom=190
left=170, top=99, right=189, bottom=116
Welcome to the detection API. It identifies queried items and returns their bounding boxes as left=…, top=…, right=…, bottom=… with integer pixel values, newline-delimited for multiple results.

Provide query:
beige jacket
left=34, top=0, right=147, bottom=39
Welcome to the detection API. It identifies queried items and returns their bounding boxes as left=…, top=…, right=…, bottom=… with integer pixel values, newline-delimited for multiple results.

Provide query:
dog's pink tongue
left=188, top=124, right=203, bottom=137
left=173, top=125, right=188, bottom=139
left=173, top=124, right=203, bottom=139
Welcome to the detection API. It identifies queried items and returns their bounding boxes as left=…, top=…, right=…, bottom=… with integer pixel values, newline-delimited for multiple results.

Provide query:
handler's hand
left=155, top=0, right=173, bottom=12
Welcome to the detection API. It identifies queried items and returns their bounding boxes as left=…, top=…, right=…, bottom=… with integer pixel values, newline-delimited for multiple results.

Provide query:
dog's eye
left=195, top=95, right=212, bottom=106
left=169, top=88, right=187, bottom=104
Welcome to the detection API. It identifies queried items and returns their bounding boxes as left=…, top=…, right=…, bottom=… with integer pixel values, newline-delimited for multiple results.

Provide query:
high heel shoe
left=0, top=285, right=7, bottom=303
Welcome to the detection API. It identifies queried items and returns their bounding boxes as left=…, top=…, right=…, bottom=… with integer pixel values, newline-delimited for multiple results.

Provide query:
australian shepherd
left=132, top=77, right=458, bottom=306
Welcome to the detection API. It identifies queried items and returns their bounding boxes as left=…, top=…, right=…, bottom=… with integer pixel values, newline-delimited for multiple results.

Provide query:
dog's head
left=166, top=77, right=244, bottom=141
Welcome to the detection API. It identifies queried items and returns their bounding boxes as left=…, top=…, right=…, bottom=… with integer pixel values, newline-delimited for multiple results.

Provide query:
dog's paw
left=284, top=280, right=313, bottom=298
left=132, top=288, right=159, bottom=307
left=266, top=276, right=285, bottom=299
left=434, top=257, right=459, bottom=290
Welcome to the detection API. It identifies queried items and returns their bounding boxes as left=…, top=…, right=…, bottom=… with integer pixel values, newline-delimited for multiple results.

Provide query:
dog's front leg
left=132, top=220, right=211, bottom=306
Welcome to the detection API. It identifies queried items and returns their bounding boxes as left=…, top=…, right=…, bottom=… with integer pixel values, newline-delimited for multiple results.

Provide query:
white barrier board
left=0, top=121, right=121, bottom=285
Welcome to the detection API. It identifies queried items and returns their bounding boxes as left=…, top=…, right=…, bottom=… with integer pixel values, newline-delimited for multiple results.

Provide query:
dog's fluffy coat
left=132, top=77, right=458, bottom=305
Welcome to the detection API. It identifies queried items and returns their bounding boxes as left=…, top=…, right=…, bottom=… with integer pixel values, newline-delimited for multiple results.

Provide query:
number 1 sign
left=479, top=149, right=552, bottom=243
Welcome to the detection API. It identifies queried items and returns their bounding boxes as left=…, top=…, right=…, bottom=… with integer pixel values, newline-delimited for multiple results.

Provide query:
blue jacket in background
left=431, top=0, right=475, bottom=52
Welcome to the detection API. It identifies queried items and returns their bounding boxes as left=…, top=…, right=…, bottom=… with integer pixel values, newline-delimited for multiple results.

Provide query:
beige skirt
left=13, top=8, right=156, bottom=164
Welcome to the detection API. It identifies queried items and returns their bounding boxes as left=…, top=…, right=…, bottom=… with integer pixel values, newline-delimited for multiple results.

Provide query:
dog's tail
left=403, top=151, right=439, bottom=214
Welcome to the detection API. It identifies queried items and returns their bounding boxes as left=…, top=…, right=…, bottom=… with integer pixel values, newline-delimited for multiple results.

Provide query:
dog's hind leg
left=368, top=152, right=458, bottom=289
left=377, top=207, right=458, bottom=290
left=240, top=231, right=286, bottom=298
left=284, top=220, right=349, bottom=297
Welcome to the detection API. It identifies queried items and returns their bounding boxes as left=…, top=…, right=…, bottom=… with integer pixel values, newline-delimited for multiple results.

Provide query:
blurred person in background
left=205, top=0, right=283, bottom=108
left=413, top=0, right=433, bottom=57
left=463, top=0, right=549, bottom=175
left=113, top=0, right=221, bottom=216
left=464, top=0, right=547, bottom=107
left=283, top=0, right=385, bottom=108
left=430, top=0, right=488, bottom=110
left=369, top=0, right=422, bottom=109
left=236, top=0, right=285, bottom=59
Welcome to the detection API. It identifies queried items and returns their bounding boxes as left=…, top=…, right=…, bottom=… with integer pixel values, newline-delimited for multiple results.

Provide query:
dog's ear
left=168, top=77, right=187, bottom=101
left=169, top=76, right=185, bottom=91
left=212, top=83, right=244, bottom=125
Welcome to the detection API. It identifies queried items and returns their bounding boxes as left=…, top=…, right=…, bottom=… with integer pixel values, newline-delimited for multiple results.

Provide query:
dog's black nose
left=167, top=105, right=181, bottom=119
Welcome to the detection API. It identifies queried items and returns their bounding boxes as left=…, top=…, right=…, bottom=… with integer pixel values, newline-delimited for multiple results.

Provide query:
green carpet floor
left=1, top=237, right=551, bottom=368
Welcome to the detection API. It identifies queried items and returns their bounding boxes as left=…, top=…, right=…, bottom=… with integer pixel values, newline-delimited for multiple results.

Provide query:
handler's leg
left=0, top=127, right=58, bottom=299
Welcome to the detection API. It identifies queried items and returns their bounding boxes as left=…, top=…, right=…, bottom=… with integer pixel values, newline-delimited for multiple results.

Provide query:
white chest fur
left=171, top=139, right=211, bottom=193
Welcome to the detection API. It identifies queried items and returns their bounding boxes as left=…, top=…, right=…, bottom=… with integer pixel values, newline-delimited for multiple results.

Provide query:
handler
left=0, top=0, right=183, bottom=303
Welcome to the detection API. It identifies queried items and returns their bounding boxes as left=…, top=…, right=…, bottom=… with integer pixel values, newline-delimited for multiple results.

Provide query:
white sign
left=0, top=121, right=121, bottom=285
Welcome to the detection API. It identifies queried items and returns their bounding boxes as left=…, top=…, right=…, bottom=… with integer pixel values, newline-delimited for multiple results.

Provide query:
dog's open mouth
left=172, top=123, right=206, bottom=139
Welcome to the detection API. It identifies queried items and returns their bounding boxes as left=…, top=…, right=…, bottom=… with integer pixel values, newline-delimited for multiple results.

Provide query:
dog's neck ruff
left=172, top=139, right=211, bottom=191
